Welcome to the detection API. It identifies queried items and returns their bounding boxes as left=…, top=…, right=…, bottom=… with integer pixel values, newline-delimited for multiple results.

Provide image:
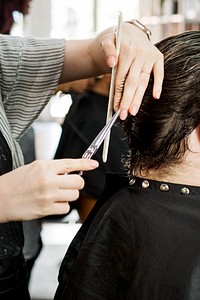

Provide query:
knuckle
left=126, top=73, right=138, bottom=86
left=36, top=198, right=51, bottom=217
left=140, top=76, right=149, bottom=86
left=101, top=35, right=113, bottom=49
left=38, top=169, right=48, bottom=183
left=31, top=160, right=49, bottom=173
left=29, top=161, right=50, bottom=190
left=115, top=83, right=124, bottom=95
left=122, top=42, right=133, bottom=54
left=64, top=159, right=76, bottom=173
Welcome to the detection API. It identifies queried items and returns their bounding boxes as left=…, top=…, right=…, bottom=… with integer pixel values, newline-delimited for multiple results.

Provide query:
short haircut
left=122, top=31, right=200, bottom=177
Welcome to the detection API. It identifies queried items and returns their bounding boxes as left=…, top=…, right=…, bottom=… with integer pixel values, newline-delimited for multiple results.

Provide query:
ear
left=188, top=125, right=200, bottom=153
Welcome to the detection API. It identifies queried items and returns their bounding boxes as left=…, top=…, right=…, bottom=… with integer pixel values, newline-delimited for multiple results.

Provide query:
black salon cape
left=54, top=174, right=200, bottom=300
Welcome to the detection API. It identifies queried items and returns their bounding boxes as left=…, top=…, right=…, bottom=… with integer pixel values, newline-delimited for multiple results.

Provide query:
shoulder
left=93, top=187, right=136, bottom=233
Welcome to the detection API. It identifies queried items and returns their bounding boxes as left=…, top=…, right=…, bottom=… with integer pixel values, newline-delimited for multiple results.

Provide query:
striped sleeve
left=0, top=35, right=65, bottom=140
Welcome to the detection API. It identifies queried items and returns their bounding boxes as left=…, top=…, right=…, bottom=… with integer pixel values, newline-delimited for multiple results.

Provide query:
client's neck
left=136, top=151, right=200, bottom=187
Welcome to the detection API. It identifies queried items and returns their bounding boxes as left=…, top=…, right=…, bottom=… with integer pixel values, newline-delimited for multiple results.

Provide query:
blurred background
left=7, top=0, right=200, bottom=299
left=11, top=0, right=200, bottom=160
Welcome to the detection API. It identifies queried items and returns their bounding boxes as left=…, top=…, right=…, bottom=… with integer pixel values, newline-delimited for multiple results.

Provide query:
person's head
left=89, top=74, right=111, bottom=97
left=0, top=0, right=32, bottom=34
left=122, top=31, right=200, bottom=180
left=56, top=74, right=111, bottom=96
left=13, top=0, right=32, bottom=15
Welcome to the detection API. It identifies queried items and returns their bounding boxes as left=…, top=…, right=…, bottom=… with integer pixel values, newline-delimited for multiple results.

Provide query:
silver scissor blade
left=79, top=110, right=120, bottom=175
left=82, top=110, right=120, bottom=159
left=79, top=110, right=120, bottom=176
left=94, top=109, right=120, bottom=149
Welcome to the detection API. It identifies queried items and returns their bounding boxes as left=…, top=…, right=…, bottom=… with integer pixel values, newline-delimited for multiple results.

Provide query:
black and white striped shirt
left=0, top=34, right=65, bottom=169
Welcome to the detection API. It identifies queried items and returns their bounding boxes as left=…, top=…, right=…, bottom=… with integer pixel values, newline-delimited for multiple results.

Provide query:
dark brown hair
left=0, top=0, right=29, bottom=34
left=122, top=31, right=200, bottom=177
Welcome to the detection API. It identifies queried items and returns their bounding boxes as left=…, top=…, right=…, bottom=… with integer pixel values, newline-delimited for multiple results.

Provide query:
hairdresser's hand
left=61, top=22, right=163, bottom=119
left=0, top=159, right=98, bottom=223
left=100, top=23, right=164, bottom=119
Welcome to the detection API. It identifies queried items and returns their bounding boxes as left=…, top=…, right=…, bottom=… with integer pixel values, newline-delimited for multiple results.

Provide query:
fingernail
left=120, top=109, right=128, bottom=120
left=90, top=160, right=99, bottom=168
left=154, top=90, right=161, bottom=99
left=131, top=105, right=139, bottom=116
left=108, top=56, right=116, bottom=68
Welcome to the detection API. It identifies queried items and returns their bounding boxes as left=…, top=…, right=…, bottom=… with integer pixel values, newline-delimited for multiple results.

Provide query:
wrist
left=125, top=19, right=151, bottom=41
left=0, top=181, right=11, bottom=222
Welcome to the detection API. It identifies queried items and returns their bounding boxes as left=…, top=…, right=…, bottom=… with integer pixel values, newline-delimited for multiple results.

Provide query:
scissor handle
left=82, top=145, right=98, bottom=159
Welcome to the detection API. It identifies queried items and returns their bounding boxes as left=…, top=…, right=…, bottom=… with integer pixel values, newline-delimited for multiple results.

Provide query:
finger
left=58, top=174, right=85, bottom=190
left=36, top=195, right=72, bottom=218
left=54, top=188, right=80, bottom=203
left=43, top=187, right=81, bottom=212
left=152, top=53, right=164, bottom=99
left=116, top=56, right=161, bottom=119
left=115, top=58, right=145, bottom=119
left=100, top=32, right=117, bottom=68
left=48, top=202, right=71, bottom=216
left=53, top=158, right=99, bottom=175
left=127, top=60, right=152, bottom=115
left=113, top=49, right=134, bottom=112
left=128, top=72, right=151, bottom=114
left=127, top=56, right=163, bottom=115
left=52, top=202, right=70, bottom=215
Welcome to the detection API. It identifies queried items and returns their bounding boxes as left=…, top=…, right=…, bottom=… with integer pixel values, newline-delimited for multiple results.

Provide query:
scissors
left=79, top=109, right=120, bottom=175
left=102, top=11, right=123, bottom=163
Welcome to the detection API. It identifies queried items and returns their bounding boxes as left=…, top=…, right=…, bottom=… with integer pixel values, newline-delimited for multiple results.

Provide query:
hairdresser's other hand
left=100, top=23, right=164, bottom=119
left=61, top=22, right=163, bottom=120
left=0, top=159, right=98, bottom=223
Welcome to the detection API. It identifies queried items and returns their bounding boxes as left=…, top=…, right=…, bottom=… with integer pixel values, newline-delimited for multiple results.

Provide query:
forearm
left=59, top=37, right=111, bottom=84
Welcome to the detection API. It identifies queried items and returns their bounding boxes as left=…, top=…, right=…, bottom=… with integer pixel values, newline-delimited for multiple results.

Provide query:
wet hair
left=0, top=0, right=27, bottom=34
left=122, top=31, right=200, bottom=177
